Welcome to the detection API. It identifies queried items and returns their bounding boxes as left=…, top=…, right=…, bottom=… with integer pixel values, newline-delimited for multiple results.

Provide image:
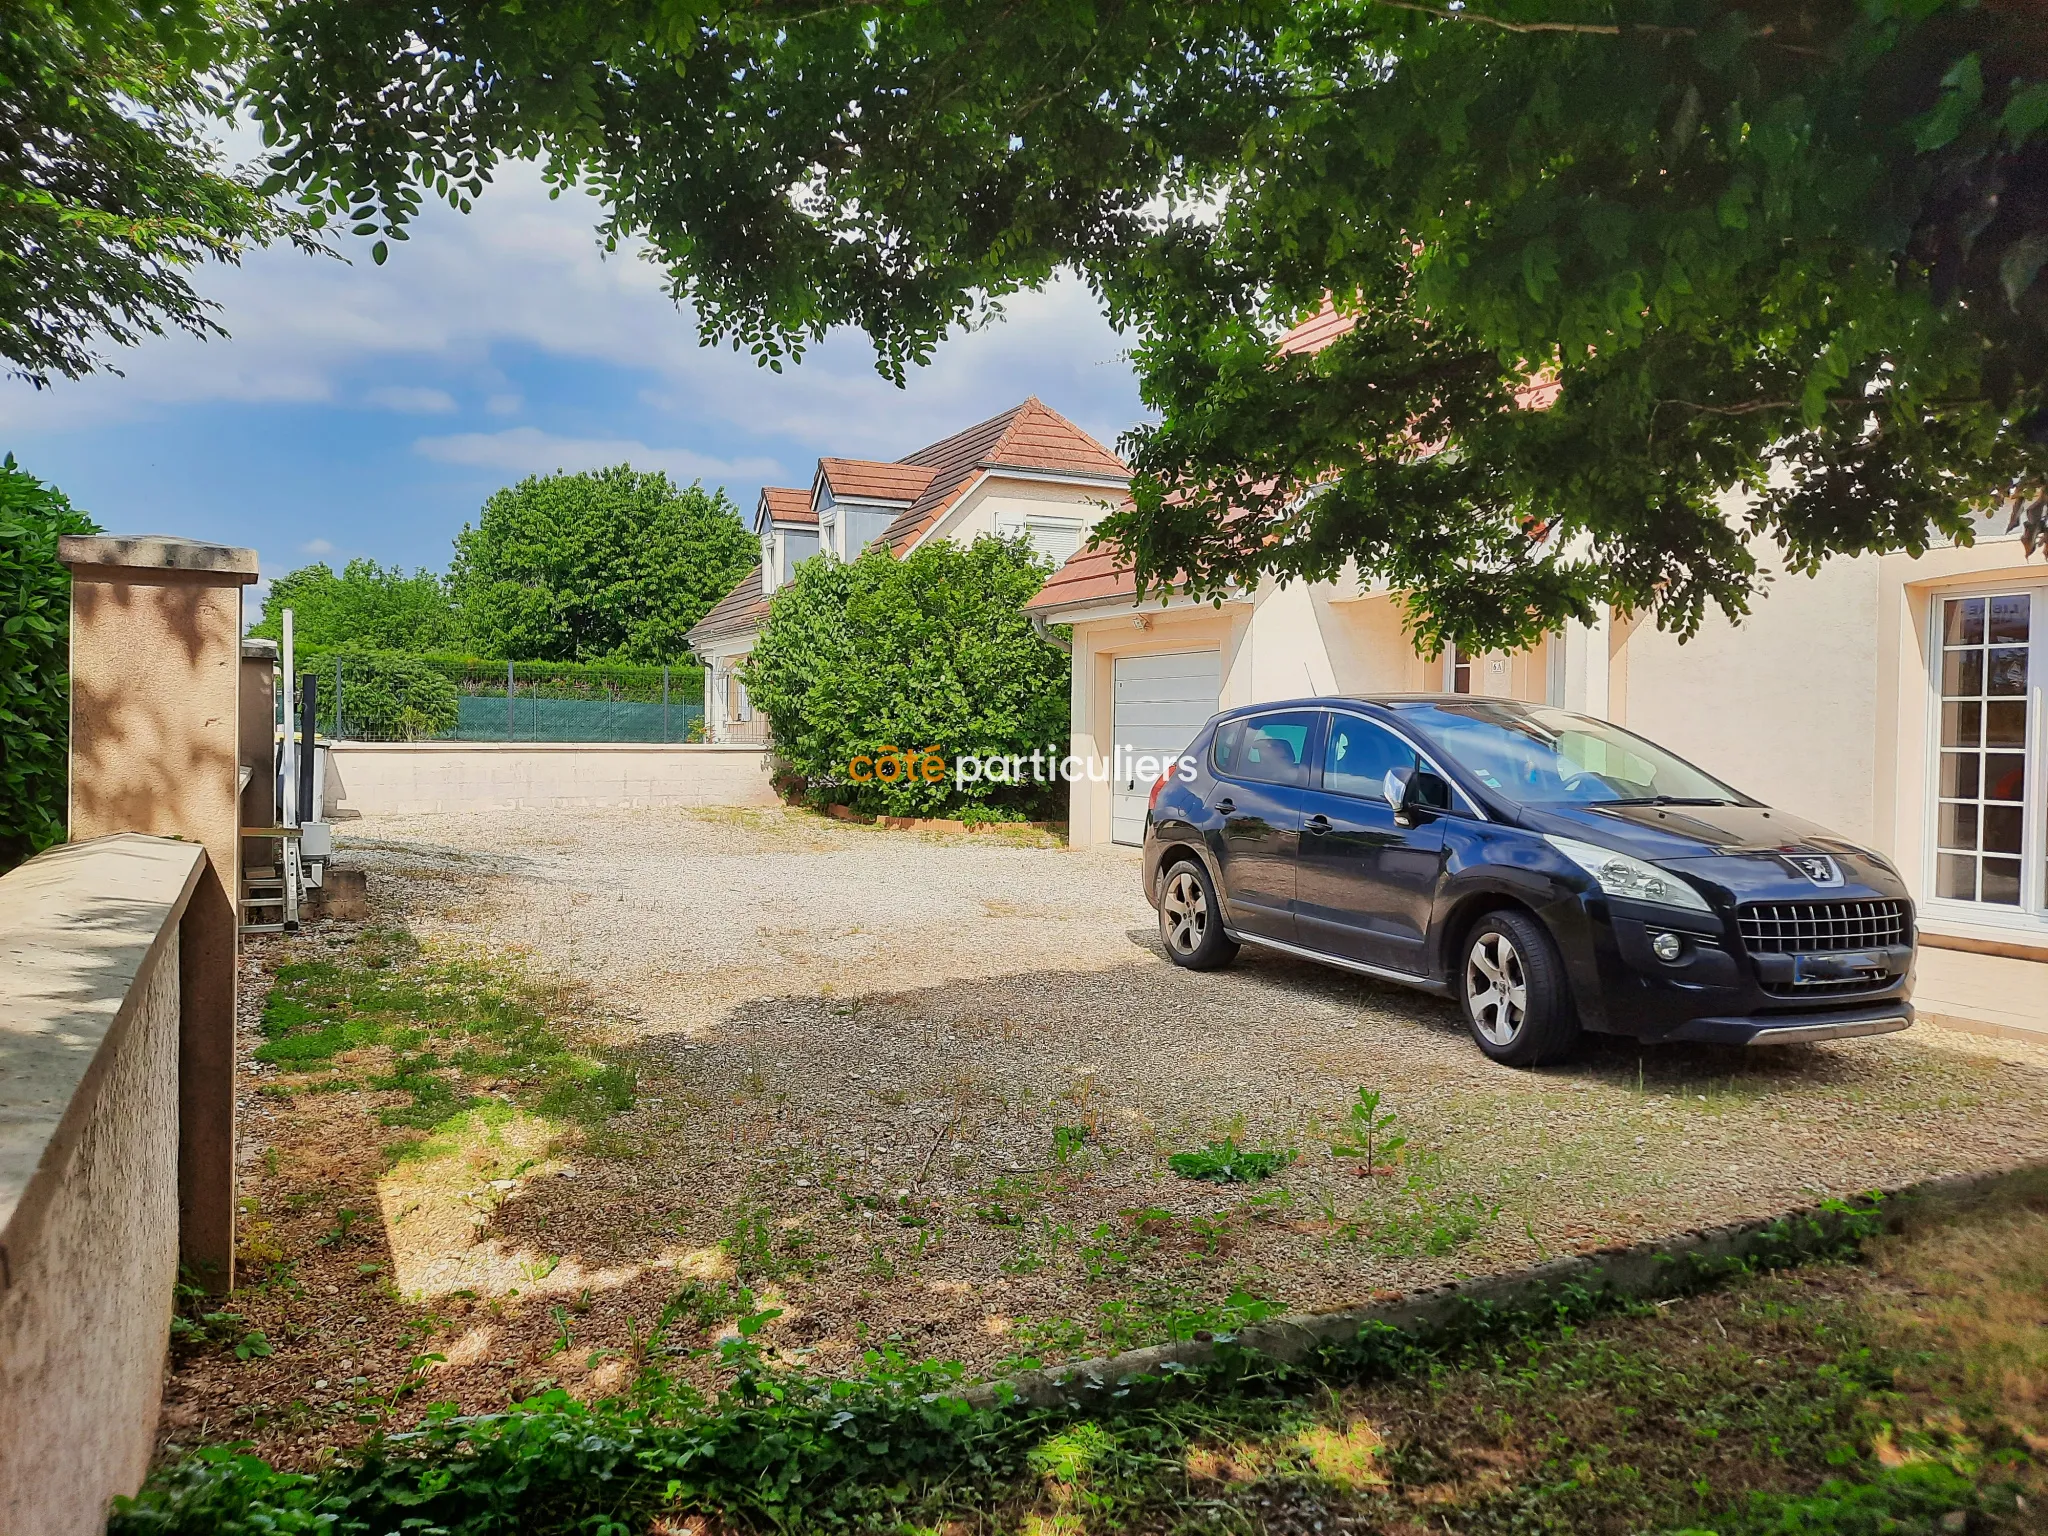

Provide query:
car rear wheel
left=1459, top=909, right=1578, bottom=1066
left=1158, top=860, right=1240, bottom=971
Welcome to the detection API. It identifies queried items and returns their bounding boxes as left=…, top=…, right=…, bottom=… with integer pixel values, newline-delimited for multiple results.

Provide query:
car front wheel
left=1459, top=909, right=1578, bottom=1066
left=1158, top=860, right=1240, bottom=971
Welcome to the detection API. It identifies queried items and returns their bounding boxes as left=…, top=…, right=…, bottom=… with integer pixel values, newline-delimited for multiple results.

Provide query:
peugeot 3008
left=1142, top=697, right=1916, bottom=1067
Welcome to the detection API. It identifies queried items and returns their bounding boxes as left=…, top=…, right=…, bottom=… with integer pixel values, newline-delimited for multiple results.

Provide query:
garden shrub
left=743, top=536, right=1070, bottom=818
left=323, top=645, right=459, bottom=740
left=0, top=456, right=96, bottom=871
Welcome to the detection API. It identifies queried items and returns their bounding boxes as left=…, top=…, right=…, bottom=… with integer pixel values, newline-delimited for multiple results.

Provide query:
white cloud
left=301, top=537, right=334, bottom=555
left=365, top=385, right=457, bottom=414
left=413, top=426, right=780, bottom=484
left=0, top=159, right=1143, bottom=473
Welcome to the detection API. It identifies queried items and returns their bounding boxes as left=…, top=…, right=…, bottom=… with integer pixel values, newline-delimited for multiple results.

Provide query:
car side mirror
left=1382, top=766, right=1414, bottom=822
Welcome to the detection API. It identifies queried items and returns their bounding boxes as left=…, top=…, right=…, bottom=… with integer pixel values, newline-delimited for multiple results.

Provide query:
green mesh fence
left=317, top=657, right=707, bottom=743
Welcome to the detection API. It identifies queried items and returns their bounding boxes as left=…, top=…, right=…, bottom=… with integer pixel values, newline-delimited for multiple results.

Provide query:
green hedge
left=0, top=458, right=96, bottom=871
left=743, top=536, right=1069, bottom=817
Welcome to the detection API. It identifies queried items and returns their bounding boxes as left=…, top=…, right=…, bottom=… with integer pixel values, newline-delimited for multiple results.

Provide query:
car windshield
left=1406, top=702, right=1743, bottom=807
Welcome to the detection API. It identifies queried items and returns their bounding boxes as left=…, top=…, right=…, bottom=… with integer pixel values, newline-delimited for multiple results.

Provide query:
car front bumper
left=1661, top=1002, right=1914, bottom=1046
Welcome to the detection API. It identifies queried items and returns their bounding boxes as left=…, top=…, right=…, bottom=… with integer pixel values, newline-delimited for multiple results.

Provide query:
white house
left=688, top=398, right=1130, bottom=740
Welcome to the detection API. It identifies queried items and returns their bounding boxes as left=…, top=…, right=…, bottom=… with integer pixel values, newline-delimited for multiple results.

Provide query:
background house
left=1026, top=316, right=2047, bottom=1041
left=687, top=398, right=1129, bottom=741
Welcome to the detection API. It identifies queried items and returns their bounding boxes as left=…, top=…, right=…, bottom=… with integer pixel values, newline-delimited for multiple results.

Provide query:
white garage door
left=1111, top=649, right=1221, bottom=845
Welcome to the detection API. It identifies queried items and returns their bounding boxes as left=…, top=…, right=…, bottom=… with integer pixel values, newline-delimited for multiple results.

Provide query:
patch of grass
left=250, top=932, right=633, bottom=1147
left=115, top=1188, right=2048, bottom=1536
left=1168, top=1137, right=1296, bottom=1184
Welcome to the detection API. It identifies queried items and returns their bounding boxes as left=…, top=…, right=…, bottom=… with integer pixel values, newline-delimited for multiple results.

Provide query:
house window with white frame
left=1931, top=590, right=2042, bottom=917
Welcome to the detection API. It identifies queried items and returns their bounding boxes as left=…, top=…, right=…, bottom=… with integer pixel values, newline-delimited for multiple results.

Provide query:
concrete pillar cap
left=240, top=638, right=279, bottom=660
left=60, top=535, right=259, bottom=581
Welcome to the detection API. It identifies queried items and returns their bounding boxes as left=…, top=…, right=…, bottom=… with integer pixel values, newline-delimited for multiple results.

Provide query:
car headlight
left=1545, top=835, right=1711, bottom=913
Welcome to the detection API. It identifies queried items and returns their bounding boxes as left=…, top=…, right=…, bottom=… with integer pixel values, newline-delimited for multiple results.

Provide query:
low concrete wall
left=1, top=836, right=208, bottom=1536
left=325, top=741, right=780, bottom=816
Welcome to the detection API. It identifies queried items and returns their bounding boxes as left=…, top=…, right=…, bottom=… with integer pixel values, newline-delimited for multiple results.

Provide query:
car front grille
left=1738, top=899, right=1910, bottom=955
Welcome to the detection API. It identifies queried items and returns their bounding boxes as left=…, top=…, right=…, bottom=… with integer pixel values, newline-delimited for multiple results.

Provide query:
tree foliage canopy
left=243, top=0, right=2048, bottom=646
left=249, top=558, right=461, bottom=654
left=1, top=0, right=309, bottom=387
left=744, top=538, right=1069, bottom=817
left=0, top=457, right=97, bottom=870
left=449, top=466, right=756, bottom=662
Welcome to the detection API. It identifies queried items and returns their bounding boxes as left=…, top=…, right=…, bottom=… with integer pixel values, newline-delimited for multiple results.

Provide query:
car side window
left=1323, top=714, right=1420, bottom=801
left=1212, top=711, right=1318, bottom=788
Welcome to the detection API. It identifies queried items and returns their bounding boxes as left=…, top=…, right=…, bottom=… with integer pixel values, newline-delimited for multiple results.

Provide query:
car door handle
left=1304, top=813, right=1332, bottom=836
left=1214, top=797, right=1235, bottom=816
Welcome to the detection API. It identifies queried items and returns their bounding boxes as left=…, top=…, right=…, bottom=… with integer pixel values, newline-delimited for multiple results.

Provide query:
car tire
left=1157, top=859, right=1240, bottom=971
left=1459, top=909, right=1579, bottom=1067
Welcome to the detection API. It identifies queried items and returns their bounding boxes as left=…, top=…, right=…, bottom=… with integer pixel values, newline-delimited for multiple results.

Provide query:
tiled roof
left=686, top=565, right=769, bottom=646
left=818, top=459, right=939, bottom=503
left=758, top=486, right=814, bottom=527
left=1023, top=537, right=1140, bottom=613
left=1276, top=300, right=1358, bottom=357
left=880, top=398, right=1128, bottom=554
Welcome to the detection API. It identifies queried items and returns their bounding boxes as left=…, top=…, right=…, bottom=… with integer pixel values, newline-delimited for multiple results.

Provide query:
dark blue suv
left=1142, top=696, right=1916, bottom=1066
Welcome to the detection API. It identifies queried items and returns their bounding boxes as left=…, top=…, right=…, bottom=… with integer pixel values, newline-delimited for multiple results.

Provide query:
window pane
left=1988, top=647, right=2029, bottom=696
left=1983, top=804, right=2024, bottom=855
left=1986, top=700, right=2028, bottom=747
left=1324, top=715, right=1416, bottom=800
left=1211, top=720, right=1244, bottom=774
left=1228, top=711, right=1318, bottom=788
left=1982, top=858, right=2024, bottom=906
left=1938, top=801, right=1980, bottom=851
left=1944, top=598, right=1985, bottom=645
left=1939, top=751, right=1979, bottom=798
left=1937, top=852, right=1978, bottom=900
left=1943, top=649, right=1985, bottom=697
left=1942, top=702, right=1982, bottom=747
left=1988, top=594, right=2031, bottom=644
left=1986, top=753, right=2027, bottom=802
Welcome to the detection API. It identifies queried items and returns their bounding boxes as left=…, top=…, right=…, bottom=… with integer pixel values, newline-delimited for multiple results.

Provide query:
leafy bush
left=450, top=466, right=756, bottom=662
left=323, top=645, right=459, bottom=740
left=743, top=536, right=1069, bottom=817
left=249, top=559, right=461, bottom=654
left=0, top=457, right=96, bottom=871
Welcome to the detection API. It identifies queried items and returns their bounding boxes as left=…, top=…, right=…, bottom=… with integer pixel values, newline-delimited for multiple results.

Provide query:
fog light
left=1650, top=931, right=1684, bottom=962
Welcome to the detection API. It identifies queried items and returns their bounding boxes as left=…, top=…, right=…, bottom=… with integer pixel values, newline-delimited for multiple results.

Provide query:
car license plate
left=1794, top=950, right=1884, bottom=982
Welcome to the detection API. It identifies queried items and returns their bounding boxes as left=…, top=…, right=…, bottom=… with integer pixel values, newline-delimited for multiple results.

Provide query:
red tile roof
left=687, top=565, right=769, bottom=645
left=1276, top=300, right=1358, bottom=357
left=1023, top=537, right=1141, bottom=612
left=881, top=398, right=1128, bottom=554
left=690, top=399, right=1129, bottom=648
left=818, top=459, right=940, bottom=503
left=757, top=486, right=815, bottom=527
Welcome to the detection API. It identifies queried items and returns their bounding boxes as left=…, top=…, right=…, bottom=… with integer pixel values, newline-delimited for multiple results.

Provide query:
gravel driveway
left=179, top=803, right=2047, bottom=1463
left=311, top=807, right=2048, bottom=1379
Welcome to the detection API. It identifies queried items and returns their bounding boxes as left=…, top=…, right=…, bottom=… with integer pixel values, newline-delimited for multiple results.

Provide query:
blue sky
left=0, top=163, right=1144, bottom=608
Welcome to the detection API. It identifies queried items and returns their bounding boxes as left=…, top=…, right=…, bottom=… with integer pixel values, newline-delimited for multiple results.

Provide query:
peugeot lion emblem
left=1785, top=853, right=1843, bottom=886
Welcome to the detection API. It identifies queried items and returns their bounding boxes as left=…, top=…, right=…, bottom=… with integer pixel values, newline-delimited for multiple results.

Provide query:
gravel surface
left=169, top=805, right=2048, bottom=1462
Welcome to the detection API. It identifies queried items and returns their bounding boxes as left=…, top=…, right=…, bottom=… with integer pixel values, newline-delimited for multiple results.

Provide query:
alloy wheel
left=1466, top=931, right=1528, bottom=1045
left=1161, top=869, right=1208, bottom=955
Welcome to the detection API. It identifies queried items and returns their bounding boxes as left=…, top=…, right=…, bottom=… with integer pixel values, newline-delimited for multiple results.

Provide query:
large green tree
left=242, top=0, right=2047, bottom=647
left=449, top=466, right=755, bottom=662
left=0, top=458, right=97, bottom=870
left=249, top=558, right=461, bottom=654
left=2, top=0, right=309, bottom=387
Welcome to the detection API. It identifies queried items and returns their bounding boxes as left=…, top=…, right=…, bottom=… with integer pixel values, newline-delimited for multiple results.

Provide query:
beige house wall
left=326, top=741, right=780, bottom=817
left=1617, top=554, right=1884, bottom=843
left=917, top=476, right=1127, bottom=550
